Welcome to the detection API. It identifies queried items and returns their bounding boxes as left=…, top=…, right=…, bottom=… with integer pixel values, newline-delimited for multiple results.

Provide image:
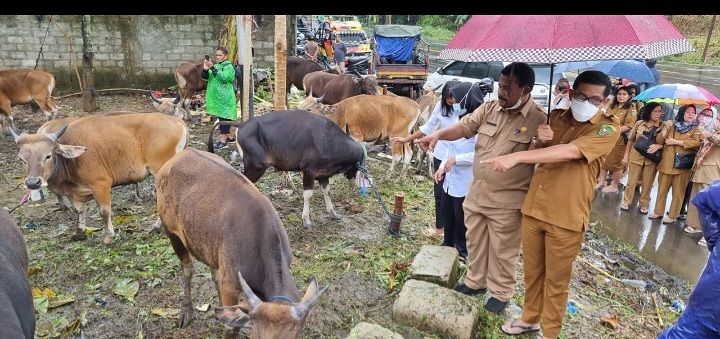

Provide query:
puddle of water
left=591, top=175, right=710, bottom=284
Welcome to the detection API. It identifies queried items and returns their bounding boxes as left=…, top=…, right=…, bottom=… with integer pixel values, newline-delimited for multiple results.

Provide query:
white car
left=424, top=61, right=552, bottom=109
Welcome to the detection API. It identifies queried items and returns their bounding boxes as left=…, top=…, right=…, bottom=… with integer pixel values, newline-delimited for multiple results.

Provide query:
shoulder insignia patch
left=598, top=124, right=616, bottom=137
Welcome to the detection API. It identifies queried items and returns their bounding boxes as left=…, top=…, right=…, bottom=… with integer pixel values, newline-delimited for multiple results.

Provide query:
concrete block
left=392, top=280, right=480, bottom=339
left=347, top=322, right=403, bottom=339
left=8, top=36, right=23, bottom=43
left=408, top=245, right=459, bottom=288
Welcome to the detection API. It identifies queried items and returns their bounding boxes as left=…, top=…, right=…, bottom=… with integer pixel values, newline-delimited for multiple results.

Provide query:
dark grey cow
left=0, top=209, right=35, bottom=338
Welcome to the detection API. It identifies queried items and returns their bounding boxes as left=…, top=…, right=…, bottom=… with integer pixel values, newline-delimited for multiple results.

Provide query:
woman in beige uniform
left=620, top=102, right=663, bottom=213
left=684, top=106, right=719, bottom=247
left=649, top=104, right=701, bottom=224
left=597, top=86, right=637, bottom=193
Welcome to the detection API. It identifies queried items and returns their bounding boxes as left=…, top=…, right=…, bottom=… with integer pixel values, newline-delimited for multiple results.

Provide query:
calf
left=208, top=110, right=365, bottom=228
left=0, top=210, right=35, bottom=339
left=299, top=94, right=420, bottom=179
left=0, top=69, right=58, bottom=132
left=149, top=92, right=187, bottom=119
left=11, top=113, right=188, bottom=244
left=156, top=148, right=327, bottom=338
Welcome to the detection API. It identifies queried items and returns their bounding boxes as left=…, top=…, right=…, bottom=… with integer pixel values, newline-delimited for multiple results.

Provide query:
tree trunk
left=703, top=15, right=717, bottom=63
left=237, top=15, right=253, bottom=121
left=81, top=15, right=97, bottom=112
left=274, top=15, right=287, bottom=111
left=385, top=15, right=392, bottom=25
left=287, top=15, right=296, bottom=60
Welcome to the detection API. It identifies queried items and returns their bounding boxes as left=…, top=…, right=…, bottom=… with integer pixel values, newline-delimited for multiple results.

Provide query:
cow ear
left=56, top=144, right=87, bottom=158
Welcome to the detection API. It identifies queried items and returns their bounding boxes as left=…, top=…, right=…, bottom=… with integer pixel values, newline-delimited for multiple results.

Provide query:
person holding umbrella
left=478, top=70, right=619, bottom=338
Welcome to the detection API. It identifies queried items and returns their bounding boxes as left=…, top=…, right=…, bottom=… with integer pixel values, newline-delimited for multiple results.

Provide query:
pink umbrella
left=439, top=15, right=693, bottom=63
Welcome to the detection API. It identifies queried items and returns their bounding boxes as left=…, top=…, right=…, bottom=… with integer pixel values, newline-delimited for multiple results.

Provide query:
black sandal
left=501, top=319, right=541, bottom=336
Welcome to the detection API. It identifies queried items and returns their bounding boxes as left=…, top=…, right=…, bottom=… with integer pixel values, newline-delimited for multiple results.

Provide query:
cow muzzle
left=25, top=177, right=42, bottom=190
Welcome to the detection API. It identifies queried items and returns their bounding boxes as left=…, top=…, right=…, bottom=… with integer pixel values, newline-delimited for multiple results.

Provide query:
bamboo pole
left=274, top=15, right=287, bottom=110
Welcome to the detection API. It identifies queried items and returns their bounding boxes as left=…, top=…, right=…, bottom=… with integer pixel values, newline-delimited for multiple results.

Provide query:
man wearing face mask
left=416, top=62, right=547, bottom=314
left=480, top=70, right=619, bottom=339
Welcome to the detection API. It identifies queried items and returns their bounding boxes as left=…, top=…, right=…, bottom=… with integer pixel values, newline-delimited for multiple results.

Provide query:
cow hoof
left=149, top=226, right=162, bottom=235
left=328, top=212, right=341, bottom=221
left=302, top=220, right=313, bottom=229
left=178, top=310, right=194, bottom=328
left=103, top=235, right=113, bottom=245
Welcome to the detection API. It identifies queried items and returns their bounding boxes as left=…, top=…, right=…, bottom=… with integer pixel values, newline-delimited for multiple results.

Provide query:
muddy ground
left=0, top=94, right=693, bottom=338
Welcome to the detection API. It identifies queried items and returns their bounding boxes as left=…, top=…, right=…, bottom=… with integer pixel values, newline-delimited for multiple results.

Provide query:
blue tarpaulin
left=375, top=35, right=417, bottom=63
left=659, top=180, right=720, bottom=338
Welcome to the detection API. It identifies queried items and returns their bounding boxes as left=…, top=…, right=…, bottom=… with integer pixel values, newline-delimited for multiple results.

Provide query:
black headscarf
left=448, top=81, right=486, bottom=117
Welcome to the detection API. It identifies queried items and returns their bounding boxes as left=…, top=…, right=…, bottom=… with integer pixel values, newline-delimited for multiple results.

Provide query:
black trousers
left=433, top=157, right=445, bottom=229
left=440, top=192, right=468, bottom=259
left=680, top=180, right=693, bottom=215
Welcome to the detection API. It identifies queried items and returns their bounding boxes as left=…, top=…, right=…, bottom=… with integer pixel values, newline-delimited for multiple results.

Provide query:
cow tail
left=207, top=119, right=246, bottom=153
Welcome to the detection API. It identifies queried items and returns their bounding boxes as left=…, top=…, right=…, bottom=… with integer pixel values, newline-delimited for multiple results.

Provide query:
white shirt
left=419, top=102, right=461, bottom=162
left=550, top=92, right=570, bottom=110
left=439, top=135, right=477, bottom=198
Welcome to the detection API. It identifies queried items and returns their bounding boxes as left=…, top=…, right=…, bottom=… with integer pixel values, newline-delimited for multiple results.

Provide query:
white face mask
left=570, top=98, right=599, bottom=122
left=507, top=91, right=527, bottom=110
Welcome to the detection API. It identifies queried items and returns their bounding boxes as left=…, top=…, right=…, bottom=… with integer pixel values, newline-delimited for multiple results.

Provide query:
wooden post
left=703, top=15, right=717, bottom=63
left=237, top=15, right=253, bottom=121
left=409, top=85, right=414, bottom=100
left=274, top=15, right=287, bottom=110
left=382, top=85, right=388, bottom=95
left=80, top=15, right=97, bottom=112
left=385, top=15, right=392, bottom=25
left=389, top=192, right=404, bottom=237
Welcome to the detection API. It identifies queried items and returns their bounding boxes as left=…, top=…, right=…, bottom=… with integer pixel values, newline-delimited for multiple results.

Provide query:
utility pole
left=81, top=15, right=97, bottom=112
left=274, top=15, right=287, bottom=110
left=703, top=15, right=717, bottom=63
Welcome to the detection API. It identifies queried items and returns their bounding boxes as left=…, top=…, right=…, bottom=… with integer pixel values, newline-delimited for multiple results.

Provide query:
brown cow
left=303, top=73, right=377, bottom=105
left=0, top=209, right=35, bottom=338
left=299, top=94, right=420, bottom=179
left=156, top=148, right=327, bottom=337
left=0, top=69, right=58, bottom=132
left=11, top=113, right=188, bottom=244
left=287, top=56, right=323, bottom=91
left=174, top=60, right=206, bottom=111
left=414, top=91, right=440, bottom=176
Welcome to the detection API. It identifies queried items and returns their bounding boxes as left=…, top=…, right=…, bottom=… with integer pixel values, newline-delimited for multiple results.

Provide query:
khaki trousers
left=653, top=172, right=693, bottom=219
left=622, top=162, right=658, bottom=209
left=462, top=203, right=522, bottom=301
left=685, top=182, right=708, bottom=230
left=520, top=215, right=585, bottom=339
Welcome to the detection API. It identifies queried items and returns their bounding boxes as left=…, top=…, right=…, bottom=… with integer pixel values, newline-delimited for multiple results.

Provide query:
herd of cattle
left=0, top=57, right=441, bottom=337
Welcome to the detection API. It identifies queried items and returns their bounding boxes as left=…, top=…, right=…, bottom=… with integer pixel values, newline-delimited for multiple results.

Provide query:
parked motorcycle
left=345, top=55, right=370, bottom=76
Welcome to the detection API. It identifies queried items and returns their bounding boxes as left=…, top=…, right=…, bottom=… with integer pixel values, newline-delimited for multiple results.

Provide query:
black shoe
left=485, top=297, right=508, bottom=314
left=678, top=213, right=687, bottom=220
left=454, top=283, right=486, bottom=296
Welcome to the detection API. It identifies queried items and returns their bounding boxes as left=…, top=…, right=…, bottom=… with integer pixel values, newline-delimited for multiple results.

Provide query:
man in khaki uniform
left=415, top=62, right=547, bottom=313
left=482, top=71, right=619, bottom=339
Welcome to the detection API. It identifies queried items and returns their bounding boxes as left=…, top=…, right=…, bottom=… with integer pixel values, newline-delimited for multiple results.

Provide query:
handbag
left=671, top=129, right=697, bottom=170
left=674, top=153, right=696, bottom=170
left=633, top=126, right=662, bottom=163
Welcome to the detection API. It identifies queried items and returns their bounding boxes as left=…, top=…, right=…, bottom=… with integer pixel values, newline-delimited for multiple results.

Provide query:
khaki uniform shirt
left=627, top=120, right=661, bottom=166
left=655, top=123, right=701, bottom=175
left=521, top=108, right=621, bottom=232
left=458, top=98, right=547, bottom=209
left=609, top=105, right=638, bottom=145
left=693, top=133, right=720, bottom=184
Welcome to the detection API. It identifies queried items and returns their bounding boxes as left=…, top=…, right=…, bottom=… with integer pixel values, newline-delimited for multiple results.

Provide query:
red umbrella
left=439, top=15, right=693, bottom=117
left=439, top=15, right=693, bottom=63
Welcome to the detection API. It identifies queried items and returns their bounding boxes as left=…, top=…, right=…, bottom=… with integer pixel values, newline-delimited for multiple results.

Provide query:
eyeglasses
left=572, top=92, right=604, bottom=107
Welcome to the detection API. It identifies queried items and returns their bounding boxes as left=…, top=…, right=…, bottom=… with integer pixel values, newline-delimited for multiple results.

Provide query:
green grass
left=662, top=15, right=720, bottom=66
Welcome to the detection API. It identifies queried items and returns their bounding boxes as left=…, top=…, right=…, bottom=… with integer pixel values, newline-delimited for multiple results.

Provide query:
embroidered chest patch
left=597, top=124, right=616, bottom=136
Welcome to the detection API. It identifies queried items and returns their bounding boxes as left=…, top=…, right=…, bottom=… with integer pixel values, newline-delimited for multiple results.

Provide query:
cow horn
left=291, top=278, right=329, bottom=320
left=46, top=123, right=68, bottom=142
left=149, top=90, right=162, bottom=104
left=173, top=95, right=181, bottom=105
left=236, top=271, right=262, bottom=311
left=316, top=93, right=326, bottom=103
left=9, top=126, right=20, bottom=142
